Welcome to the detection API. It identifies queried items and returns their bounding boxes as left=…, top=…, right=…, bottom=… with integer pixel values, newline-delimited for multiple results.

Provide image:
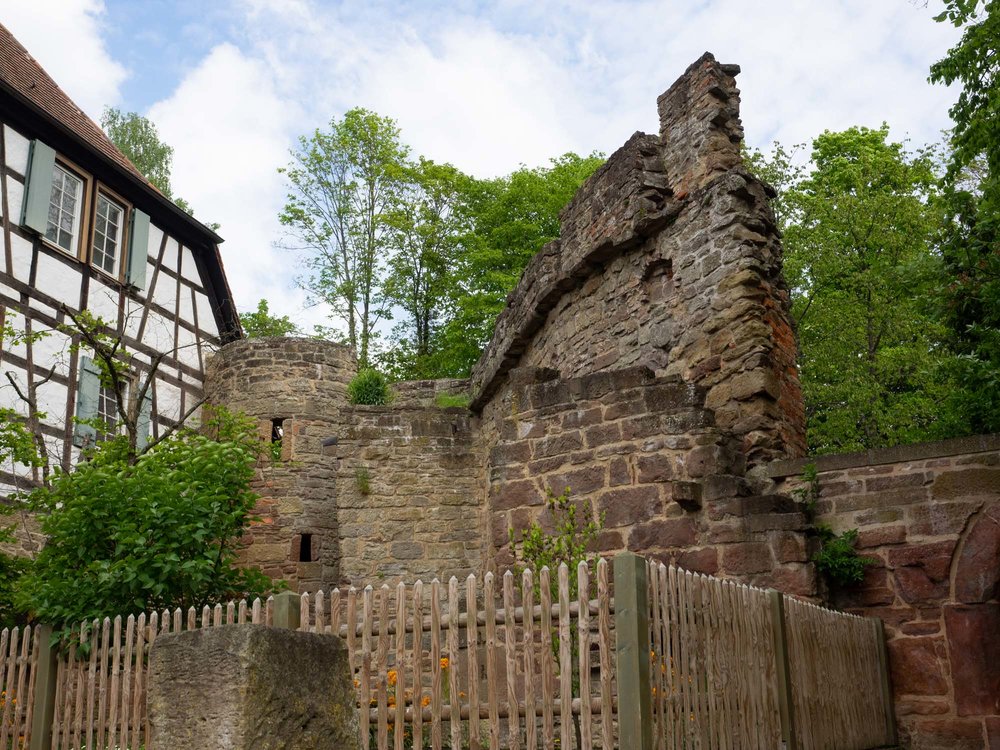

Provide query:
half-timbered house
left=0, top=24, right=240, bottom=501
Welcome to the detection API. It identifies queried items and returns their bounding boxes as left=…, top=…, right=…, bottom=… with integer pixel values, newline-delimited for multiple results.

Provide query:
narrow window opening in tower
left=298, top=533, right=313, bottom=562
left=271, top=418, right=285, bottom=443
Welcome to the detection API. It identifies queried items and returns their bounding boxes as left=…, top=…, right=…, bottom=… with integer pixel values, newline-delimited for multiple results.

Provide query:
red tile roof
left=0, top=21, right=154, bottom=188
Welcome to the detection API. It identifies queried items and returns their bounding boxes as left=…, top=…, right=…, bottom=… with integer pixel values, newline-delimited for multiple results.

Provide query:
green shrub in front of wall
left=347, top=369, right=392, bottom=405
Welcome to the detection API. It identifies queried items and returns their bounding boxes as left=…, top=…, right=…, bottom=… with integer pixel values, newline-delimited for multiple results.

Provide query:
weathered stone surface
left=148, top=625, right=358, bottom=749
left=944, top=603, right=1000, bottom=716
left=952, top=501, right=1000, bottom=603
left=888, top=637, right=948, bottom=696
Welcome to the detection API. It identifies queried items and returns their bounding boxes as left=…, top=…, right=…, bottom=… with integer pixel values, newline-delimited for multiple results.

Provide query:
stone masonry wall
left=480, top=364, right=814, bottom=596
left=470, top=54, right=805, bottom=473
left=770, top=435, right=1000, bottom=750
left=205, top=339, right=481, bottom=590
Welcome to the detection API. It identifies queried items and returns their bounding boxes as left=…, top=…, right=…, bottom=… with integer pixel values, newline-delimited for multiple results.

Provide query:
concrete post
left=614, top=551, right=653, bottom=750
left=27, top=624, right=57, bottom=750
left=273, top=590, right=301, bottom=630
left=147, top=625, right=359, bottom=749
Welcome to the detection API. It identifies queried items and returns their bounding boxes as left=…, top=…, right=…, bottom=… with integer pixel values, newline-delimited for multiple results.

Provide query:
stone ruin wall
left=204, top=53, right=999, bottom=749
left=771, top=436, right=1000, bottom=750
left=473, top=54, right=810, bottom=591
left=206, top=53, right=815, bottom=598
left=205, top=339, right=483, bottom=589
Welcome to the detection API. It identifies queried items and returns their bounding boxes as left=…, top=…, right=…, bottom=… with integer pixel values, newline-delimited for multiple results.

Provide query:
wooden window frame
left=39, top=154, right=92, bottom=262
left=88, top=181, right=132, bottom=284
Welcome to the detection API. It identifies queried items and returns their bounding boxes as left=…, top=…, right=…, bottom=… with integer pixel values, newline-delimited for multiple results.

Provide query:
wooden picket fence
left=294, top=561, right=616, bottom=750
left=642, top=559, right=895, bottom=750
left=7, top=553, right=897, bottom=750
left=0, top=624, right=40, bottom=748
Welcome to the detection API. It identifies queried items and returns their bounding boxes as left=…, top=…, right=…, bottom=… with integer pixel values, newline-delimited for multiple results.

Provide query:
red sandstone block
left=766, top=565, right=816, bottom=597
left=636, top=453, right=674, bottom=483
left=856, top=525, right=907, bottom=549
left=944, top=603, right=1000, bottom=717
left=584, top=422, right=623, bottom=448
left=864, top=472, right=929, bottom=492
left=770, top=530, right=808, bottom=563
left=900, top=621, right=941, bottom=636
left=677, top=547, right=719, bottom=575
left=914, top=718, right=986, bottom=750
left=490, top=479, right=542, bottom=511
left=628, top=518, right=697, bottom=550
left=887, top=540, right=956, bottom=580
left=895, top=567, right=949, bottom=604
left=987, top=716, right=1000, bottom=750
left=907, top=501, right=979, bottom=537
left=597, top=485, right=661, bottom=528
left=888, top=636, right=948, bottom=696
left=608, top=458, right=631, bottom=487
left=894, top=698, right=950, bottom=716
left=932, top=468, right=1000, bottom=499
left=545, top=465, right=606, bottom=496
left=720, top=542, right=772, bottom=575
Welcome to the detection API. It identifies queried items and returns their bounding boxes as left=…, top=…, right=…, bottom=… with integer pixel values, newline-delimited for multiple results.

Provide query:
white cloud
left=0, top=0, right=126, bottom=117
left=2, top=0, right=965, bottom=337
left=146, top=43, right=322, bottom=329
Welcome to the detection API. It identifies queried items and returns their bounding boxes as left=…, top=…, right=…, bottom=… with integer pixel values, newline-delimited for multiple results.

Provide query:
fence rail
left=7, top=553, right=896, bottom=750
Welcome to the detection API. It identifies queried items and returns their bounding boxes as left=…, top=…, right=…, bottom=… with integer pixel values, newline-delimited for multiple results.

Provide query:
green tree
left=239, top=299, right=298, bottom=338
left=15, top=407, right=276, bottom=626
left=101, top=107, right=220, bottom=231
left=930, top=1, right=1000, bottom=433
left=754, top=127, right=955, bottom=452
left=431, top=152, right=604, bottom=376
left=279, top=108, right=409, bottom=367
left=101, top=107, right=174, bottom=196
left=379, top=159, right=467, bottom=380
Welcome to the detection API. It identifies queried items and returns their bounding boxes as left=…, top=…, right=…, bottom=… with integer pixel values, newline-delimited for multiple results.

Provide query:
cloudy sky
left=1, top=0, right=962, bottom=332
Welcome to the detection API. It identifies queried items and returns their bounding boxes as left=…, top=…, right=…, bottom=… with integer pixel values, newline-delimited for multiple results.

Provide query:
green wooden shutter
left=20, top=140, right=56, bottom=234
left=127, top=209, right=150, bottom=289
left=73, top=356, right=101, bottom=447
left=136, top=392, right=153, bottom=452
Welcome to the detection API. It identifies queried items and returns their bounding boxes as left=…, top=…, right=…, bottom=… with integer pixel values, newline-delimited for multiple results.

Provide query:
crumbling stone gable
left=471, top=53, right=805, bottom=471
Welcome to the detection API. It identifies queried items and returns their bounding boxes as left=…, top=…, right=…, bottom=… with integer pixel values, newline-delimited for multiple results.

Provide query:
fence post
left=874, top=618, right=899, bottom=746
left=768, top=590, right=798, bottom=750
left=273, top=591, right=301, bottom=630
left=614, top=552, right=653, bottom=750
left=28, top=624, right=58, bottom=750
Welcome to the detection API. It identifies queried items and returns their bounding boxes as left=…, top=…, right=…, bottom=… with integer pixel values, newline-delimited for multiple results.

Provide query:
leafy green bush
left=812, top=526, right=874, bottom=586
left=347, top=369, right=392, bottom=405
left=16, top=407, right=279, bottom=627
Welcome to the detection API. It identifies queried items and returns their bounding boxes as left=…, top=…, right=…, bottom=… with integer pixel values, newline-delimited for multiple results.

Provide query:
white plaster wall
left=9, top=234, right=31, bottom=283
left=3, top=176, right=23, bottom=222
left=34, top=253, right=82, bottom=306
left=31, top=328, right=71, bottom=375
left=180, top=247, right=199, bottom=284
left=175, top=325, right=200, bottom=369
left=141, top=310, right=175, bottom=353
left=87, top=281, right=121, bottom=324
left=3, top=125, right=30, bottom=174
left=155, top=378, right=182, bottom=423
left=33, top=380, right=68, bottom=426
left=160, top=236, right=179, bottom=273
left=194, top=291, right=219, bottom=337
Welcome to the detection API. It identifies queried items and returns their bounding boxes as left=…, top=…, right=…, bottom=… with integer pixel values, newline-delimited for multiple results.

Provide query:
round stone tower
left=206, top=338, right=359, bottom=588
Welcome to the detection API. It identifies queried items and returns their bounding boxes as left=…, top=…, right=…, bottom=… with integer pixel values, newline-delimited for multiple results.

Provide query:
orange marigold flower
left=440, top=657, right=449, bottom=669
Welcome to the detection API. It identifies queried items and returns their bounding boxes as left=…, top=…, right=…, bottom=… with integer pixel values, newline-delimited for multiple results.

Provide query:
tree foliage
left=101, top=107, right=219, bottom=230
left=15, top=407, right=276, bottom=626
left=239, top=299, right=298, bottom=338
left=280, top=108, right=409, bottom=367
left=930, top=1, right=1000, bottom=433
left=750, top=127, right=957, bottom=452
left=101, top=107, right=174, bottom=197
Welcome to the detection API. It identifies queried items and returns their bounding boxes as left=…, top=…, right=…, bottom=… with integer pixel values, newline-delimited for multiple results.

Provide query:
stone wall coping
left=766, top=433, right=1000, bottom=478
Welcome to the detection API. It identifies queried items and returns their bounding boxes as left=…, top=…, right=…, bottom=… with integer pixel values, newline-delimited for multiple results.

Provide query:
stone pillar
left=147, top=624, right=359, bottom=749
